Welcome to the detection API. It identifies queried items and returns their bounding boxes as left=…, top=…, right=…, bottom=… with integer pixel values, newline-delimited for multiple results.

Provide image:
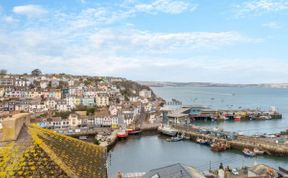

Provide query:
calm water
left=108, top=87, right=288, bottom=177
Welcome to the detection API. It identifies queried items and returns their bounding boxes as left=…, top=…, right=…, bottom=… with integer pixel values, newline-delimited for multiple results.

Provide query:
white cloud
left=13, top=4, right=47, bottom=17
left=134, top=0, right=197, bottom=14
left=263, top=21, right=281, bottom=29
left=88, top=29, right=257, bottom=53
left=3, top=16, right=17, bottom=24
left=234, top=0, right=288, bottom=17
left=0, top=1, right=280, bottom=83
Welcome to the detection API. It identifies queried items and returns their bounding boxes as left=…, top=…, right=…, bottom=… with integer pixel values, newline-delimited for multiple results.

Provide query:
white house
left=46, top=117, right=70, bottom=129
left=65, top=97, right=76, bottom=109
left=139, top=89, right=152, bottom=98
left=40, top=81, right=49, bottom=89
left=68, top=113, right=82, bottom=127
left=29, top=102, right=47, bottom=113
left=109, top=105, right=118, bottom=116
left=45, top=99, right=57, bottom=110
left=15, top=78, right=30, bottom=87
left=56, top=100, right=71, bottom=112
left=94, top=116, right=119, bottom=127
left=96, top=93, right=109, bottom=107
left=0, top=88, right=4, bottom=98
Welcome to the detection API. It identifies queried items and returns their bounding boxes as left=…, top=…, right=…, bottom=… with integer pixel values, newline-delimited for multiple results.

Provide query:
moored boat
left=167, top=135, right=184, bottom=142
left=158, top=126, right=177, bottom=137
left=234, top=116, right=241, bottom=121
left=243, top=148, right=256, bottom=157
left=196, top=137, right=210, bottom=146
left=127, top=128, right=143, bottom=135
left=210, top=142, right=230, bottom=152
left=117, top=130, right=128, bottom=138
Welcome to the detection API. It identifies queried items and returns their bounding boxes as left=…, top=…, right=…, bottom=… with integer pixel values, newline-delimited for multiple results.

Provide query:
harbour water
left=108, top=87, right=288, bottom=177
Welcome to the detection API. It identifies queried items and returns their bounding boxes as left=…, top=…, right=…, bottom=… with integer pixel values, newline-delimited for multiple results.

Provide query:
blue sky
left=0, top=0, right=288, bottom=83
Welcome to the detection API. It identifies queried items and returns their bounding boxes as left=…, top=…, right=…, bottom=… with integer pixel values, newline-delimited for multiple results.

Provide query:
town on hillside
left=0, top=69, right=164, bottom=143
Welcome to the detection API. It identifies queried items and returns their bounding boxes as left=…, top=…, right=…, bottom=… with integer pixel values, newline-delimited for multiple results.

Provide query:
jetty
left=171, top=125, right=288, bottom=156
left=161, top=105, right=282, bottom=124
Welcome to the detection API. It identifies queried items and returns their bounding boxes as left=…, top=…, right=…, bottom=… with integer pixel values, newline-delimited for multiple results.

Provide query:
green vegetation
left=113, top=80, right=155, bottom=100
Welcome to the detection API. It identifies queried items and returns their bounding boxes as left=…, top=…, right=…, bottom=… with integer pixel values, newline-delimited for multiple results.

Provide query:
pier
left=172, top=125, right=288, bottom=156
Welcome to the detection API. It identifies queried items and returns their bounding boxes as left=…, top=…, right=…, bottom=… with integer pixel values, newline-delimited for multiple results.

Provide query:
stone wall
left=1, top=113, right=31, bottom=142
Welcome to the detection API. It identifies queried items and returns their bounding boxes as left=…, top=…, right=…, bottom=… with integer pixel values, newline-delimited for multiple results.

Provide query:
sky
left=0, top=0, right=288, bottom=83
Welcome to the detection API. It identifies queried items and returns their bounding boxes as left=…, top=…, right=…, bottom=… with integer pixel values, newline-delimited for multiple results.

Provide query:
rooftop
left=141, top=163, right=206, bottom=178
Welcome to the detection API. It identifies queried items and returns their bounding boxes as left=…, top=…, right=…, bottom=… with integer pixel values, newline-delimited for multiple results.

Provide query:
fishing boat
left=116, top=130, right=128, bottom=138
left=243, top=148, right=256, bottom=157
left=158, top=125, right=177, bottom=137
left=127, top=128, right=142, bottom=135
left=253, top=148, right=264, bottom=155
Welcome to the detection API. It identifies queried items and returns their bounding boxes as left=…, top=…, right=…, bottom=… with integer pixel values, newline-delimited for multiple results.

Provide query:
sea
left=108, top=87, right=288, bottom=177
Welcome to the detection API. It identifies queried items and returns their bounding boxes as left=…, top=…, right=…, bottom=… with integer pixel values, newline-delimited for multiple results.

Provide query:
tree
left=31, top=69, right=42, bottom=76
left=0, top=69, right=7, bottom=75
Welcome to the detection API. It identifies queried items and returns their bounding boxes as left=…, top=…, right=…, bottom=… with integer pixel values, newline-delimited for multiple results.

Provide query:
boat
left=116, top=130, right=128, bottom=138
left=279, top=167, right=288, bottom=174
left=253, top=148, right=264, bottom=155
left=196, top=137, right=210, bottom=146
left=158, top=126, right=177, bottom=137
left=243, top=148, right=256, bottom=157
left=127, top=128, right=142, bottom=135
left=210, top=142, right=230, bottom=152
left=167, top=135, right=183, bottom=142
left=234, top=116, right=241, bottom=121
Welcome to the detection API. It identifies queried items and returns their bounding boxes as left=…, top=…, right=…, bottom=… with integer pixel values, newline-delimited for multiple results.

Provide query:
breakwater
left=173, top=125, right=288, bottom=156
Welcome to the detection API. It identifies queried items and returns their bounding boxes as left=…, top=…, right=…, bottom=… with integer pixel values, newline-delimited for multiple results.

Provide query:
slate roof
left=141, top=163, right=206, bottom=178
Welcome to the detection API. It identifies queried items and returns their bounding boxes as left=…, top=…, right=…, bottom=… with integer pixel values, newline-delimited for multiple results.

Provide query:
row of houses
left=39, top=108, right=139, bottom=129
left=0, top=95, right=110, bottom=113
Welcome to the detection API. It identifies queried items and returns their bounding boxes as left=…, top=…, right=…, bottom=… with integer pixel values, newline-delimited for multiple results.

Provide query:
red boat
left=127, top=128, right=142, bottom=135
left=234, top=117, right=241, bottom=121
left=116, top=130, right=128, bottom=138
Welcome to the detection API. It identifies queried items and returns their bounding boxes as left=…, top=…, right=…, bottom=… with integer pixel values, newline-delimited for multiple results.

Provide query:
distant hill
left=138, top=81, right=288, bottom=88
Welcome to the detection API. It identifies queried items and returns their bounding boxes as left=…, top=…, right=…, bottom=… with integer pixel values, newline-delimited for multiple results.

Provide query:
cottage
left=40, top=80, right=49, bottom=89
left=15, top=78, right=30, bottom=87
left=48, top=89, right=62, bottom=100
left=81, top=97, right=96, bottom=107
left=56, top=100, right=71, bottom=112
left=28, top=100, right=47, bottom=113
left=109, top=105, right=118, bottom=116
left=0, top=88, right=4, bottom=98
left=27, top=91, right=42, bottom=99
left=45, top=99, right=57, bottom=110
left=96, top=93, right=109, bottom=107
left=68, top=113, right=82, bottom=127
left=46, top=117, right=70, bottom=129
left=0, top=76, right=14, bottom=86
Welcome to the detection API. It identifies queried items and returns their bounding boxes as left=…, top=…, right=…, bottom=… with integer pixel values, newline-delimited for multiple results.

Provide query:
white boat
left=243, top=148, right=256, bottom=157
left=167, top=135, right=184, bottom=142
left=158, top=126, right=177, bottom=137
